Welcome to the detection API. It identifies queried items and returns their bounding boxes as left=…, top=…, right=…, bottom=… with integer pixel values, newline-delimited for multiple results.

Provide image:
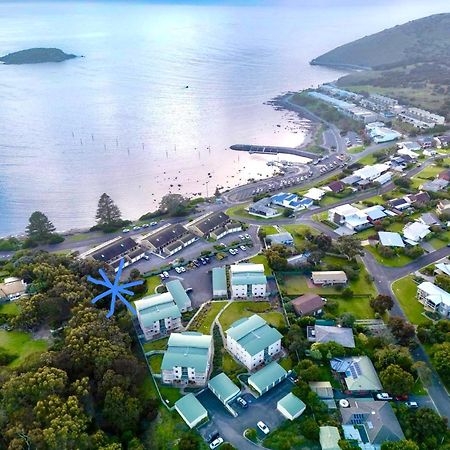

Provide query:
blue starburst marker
left=87, top=258, right=144, bottom=318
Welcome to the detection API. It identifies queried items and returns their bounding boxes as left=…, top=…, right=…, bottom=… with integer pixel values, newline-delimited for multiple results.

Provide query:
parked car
left=394, top=394, right=409, bottom=401
left=244, top=234, right=251, bottom=239
left=406, top=401, right=418, bottom=409
left=237, top=397, right=248, bottom=408
left=142, top=223, right=149, bottom=228
left=228, top=249, right=235, bottom=255
left=193, top=260, right=201, bottom=267
left=159, top=274, right=165, bottom=280
left=122, top=228, right=130, bottom=233
left=150, top=221, right=158, bottom=226
left=180, top=266, right=186, bottom=272
left=207, top=432, right=220, bottom=443
left=376, top=393, right=393, bottom=401
left=240, top=245, right=246, bottom=251
left=175, top=267, right=182, bottom=274
left=133, top=225, right=141, bottom=230
left=257, top=421, right=270, bottom=435
left=162, top=271, right=169, bottom=278
left=239, top=235, right=245, bottom=240
left=143, top=254, right=150, bottom=260
left=209, top=437, right=223, bottom=449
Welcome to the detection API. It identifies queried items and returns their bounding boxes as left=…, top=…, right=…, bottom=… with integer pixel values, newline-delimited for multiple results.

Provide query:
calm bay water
left=0, top=0, right=448, bottom=236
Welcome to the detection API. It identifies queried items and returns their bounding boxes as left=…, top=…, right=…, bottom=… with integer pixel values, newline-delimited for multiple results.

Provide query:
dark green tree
left=370, top=295, right=394, bottom=315
left=381, top=441, right=418, bottom=450
left=95, top=193, right=122, bottom=226
left=379, top=364, right=414, bottom=396
left=26, top=211, right=57, bottom=242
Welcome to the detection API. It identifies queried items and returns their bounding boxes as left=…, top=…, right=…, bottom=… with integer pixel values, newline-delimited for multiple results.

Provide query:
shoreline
left=1, top=91, right=321, bottom=241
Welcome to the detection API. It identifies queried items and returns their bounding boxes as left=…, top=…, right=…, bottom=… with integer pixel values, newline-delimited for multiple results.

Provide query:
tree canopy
left=95, top=193, right=122, bottom=227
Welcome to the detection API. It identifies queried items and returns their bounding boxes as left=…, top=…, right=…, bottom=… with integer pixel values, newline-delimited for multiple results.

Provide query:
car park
left=257, top=421, right=270, bottom=435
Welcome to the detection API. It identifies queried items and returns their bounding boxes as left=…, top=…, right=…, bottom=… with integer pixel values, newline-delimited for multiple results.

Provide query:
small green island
left=0, top=47, right=78, bottom=65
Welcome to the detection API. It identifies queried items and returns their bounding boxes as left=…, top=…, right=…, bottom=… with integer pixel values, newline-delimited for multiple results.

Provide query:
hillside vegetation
left=311, top=13, right=450, bottom=118
left=311, top=13, right=450, bottom=70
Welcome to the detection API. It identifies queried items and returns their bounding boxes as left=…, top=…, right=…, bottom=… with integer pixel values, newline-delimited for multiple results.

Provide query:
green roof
left=277, top=392, right=306, bottom=418
left=319, top=426, right=341, bottom=450
left=175, top=393, right=208, bottom=427
left=212, top=267, right=227, bottom=292
left=161, top=332, right=212, bottom=372
left=231, top=273, right=267, bottom=286
left=248, top=361, right=287, bottom=393
left=166, top=279, right=191, bottom=310
left=208, top=373, right=240, bottom=403
left=135, top=293, right=181, bottom=327
left=226, top=315, right=282, bottom=356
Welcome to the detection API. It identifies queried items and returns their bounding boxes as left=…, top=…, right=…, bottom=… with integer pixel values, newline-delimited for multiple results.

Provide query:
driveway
left=198, top=378, right=294, bottom=450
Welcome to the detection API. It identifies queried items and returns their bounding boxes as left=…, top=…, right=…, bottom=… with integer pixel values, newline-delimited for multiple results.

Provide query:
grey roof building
left=307, top=325, right=355, bottom=348
left=341, top=399, right=404, bottom=446
left=331, top=356, right=382, bottom=392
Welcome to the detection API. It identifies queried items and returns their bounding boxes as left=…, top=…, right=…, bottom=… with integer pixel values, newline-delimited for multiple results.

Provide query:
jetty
left=229, top=144, right=320, bottom=160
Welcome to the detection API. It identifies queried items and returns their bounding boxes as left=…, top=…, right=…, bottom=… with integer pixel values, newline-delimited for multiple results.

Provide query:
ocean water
left=0, top=0, right=448, bottom=236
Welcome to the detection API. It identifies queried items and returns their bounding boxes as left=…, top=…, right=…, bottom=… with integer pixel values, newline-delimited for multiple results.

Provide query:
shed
left=248, top=361, right=287, bottom=395
left=277, top=392, right=306, bottom=420
left=208, top=373, right=240, bottom=404
left=174, top=394, right=208, bottom=428
left=212, top=267, right=227, bottom=298
left=319, top=426, right=341, bottom=450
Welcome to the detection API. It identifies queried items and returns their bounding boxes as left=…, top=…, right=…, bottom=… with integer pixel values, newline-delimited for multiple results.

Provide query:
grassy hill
left=311, top=13, right=450, bottom=70
left=310, top=13, right=450, bottom=119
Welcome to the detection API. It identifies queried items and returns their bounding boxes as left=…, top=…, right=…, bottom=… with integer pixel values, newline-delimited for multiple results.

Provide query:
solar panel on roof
left=354, top=362, right=362, bottom=376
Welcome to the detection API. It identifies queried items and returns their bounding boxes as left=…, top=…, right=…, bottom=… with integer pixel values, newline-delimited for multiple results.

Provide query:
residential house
left=399, top=107, right=445, bottom=129
left=434, top=135, right=450, bottom=148
left=187, top=211, right=241, bottom=239
left=418, top=136, right=434, bottom=149
left=378, top=231, right=405, bottom=248
left=403, top=222, right=431, bottom=242
left=417, top=282, right=450, bottom=318
left=307, top=325, right=355, bottom=348
left=331, top=356, right=382, bottom=392
left=247, top=361, right=287, bottom=395
left=267, top=232, right=294, bottom=246
left=388, top=197, right=410, bottom=211
left=341, top=174, right=362, bottom=186
left=434, top=263, right=450, bottom=277
left=418, top=212, right=440, bottom=227
left=80, top=236, right=145, bottom=272
left=439, top=169, right=450, bottom=182
left=437, top=199, right=450, bottom=215
left=341, top=399, right=404, bottom=448
left=277, top=393, right=306, bottom=420
left=398, top=141, right=421, bottom=152
left=353, top=164, right=390, bottom=182
left=248, top=198, right=280, bottom=218
left=291, top=293, right=325, bottom=317
left=327, top=180, right=345, bottom=193
left=328, top=204, right=370, bottom=231
left=312, top=271, right=348, bottom=286
left=271, top=192, right=306, bottom=210
left=304, top=188, right=326, bottom=201
left=175, top=394, right=208, bottom=428
left=406, top=191, right=430, bottom=206
left=212, top=267, right=228, bottom=298
left=229, top=263, right=267, bottom=299
left=0, top=277, right=27, bottom=301
left=363, top=205, right=386, bottom=222
left=161, top=332, right=213, bottom=386
left=225, top=314, right=282, bottom=370
left=141, top=223, right=197, bottom=256
left=365, top=124, right=401, bottom=143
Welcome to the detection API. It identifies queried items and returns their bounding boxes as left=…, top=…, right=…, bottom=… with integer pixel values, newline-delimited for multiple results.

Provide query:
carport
left=208, top=373, right=240, bottom=405
left=248, top=361, right=287, bottom=396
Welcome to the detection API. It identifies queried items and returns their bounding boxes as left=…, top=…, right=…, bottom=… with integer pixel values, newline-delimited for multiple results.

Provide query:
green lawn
left=227, top=204, right=281, bottom=221
left=279, top=356, right=293, bottom=371
left=158, top=383, right=184, bottom=407
left=392, top=276, right=431, bottom=325
left=0, top=302, right=20, bottom=316
left=0, top=330, right=48, bottom=368
left=249, top=254, right=273, bottom=276
left=188, top=301, right=228, bottom=334
left=261, top=226, right=279, bottom=236
left=145, top=275, right=162, bottom=295
left=66, top=231, right=102, bottom=242
left=358, top=154, right=377, bottom=165
left=219, top=301, right=285, bottom=330
left=365, top=246, right=414, bottom=267
left=148, top=353, right=163, bottom=373
left=411, top=164, right=447, bottom=189
left=428, top=230, right=450, bottom=250
left=143, top=337, right=169, bottom=353
left=222, top=351, right=247, bottom=383
left=334, top=295, right=375, bottom=319
left=348, top=145, right=365, bottom=154
left=282, top=225, right=317, bottom=248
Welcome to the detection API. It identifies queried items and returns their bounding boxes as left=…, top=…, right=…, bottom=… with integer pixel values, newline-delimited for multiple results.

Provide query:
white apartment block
left=229, top=263, right=267, bottom=299
left=226, top=314, right=282, bottom=370
left=161, top=332, right=213, bottom=386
